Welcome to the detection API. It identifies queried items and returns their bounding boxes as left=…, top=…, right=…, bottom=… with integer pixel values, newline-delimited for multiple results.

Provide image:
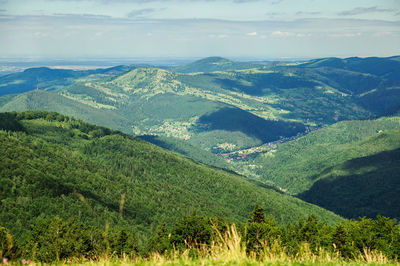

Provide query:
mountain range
left=0, top=55, right=399, bottom=221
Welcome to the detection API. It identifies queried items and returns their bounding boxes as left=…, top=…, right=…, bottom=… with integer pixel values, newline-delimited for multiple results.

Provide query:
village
left=215, top=126, right=320, bottom=161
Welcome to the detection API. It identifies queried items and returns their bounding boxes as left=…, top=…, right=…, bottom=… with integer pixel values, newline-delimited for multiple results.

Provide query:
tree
left=170, top=214, right=213, bottom=249
left=146, top=221, right=171, bottom=254
left=248, top=205, right=265, bottom=224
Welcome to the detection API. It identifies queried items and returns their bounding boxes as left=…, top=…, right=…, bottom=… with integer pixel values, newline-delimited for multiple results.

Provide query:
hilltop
left=169, top=57, right=261, bottom=73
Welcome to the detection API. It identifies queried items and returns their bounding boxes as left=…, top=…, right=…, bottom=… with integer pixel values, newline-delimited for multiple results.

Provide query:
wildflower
left=2, top=258, right=8, bottom=264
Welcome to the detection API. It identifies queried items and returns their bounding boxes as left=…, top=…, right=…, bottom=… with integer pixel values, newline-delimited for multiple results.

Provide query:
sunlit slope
left=0, top=111, right=342, bottom=241
left=299, top=131, right=400, bottom=219
left=255, top=116, right=400, bottom=195
left=1, top=56, right=399, bottom=154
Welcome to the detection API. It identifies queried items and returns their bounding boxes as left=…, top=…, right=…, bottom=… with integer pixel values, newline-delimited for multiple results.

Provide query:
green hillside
left=0, top=90, right=131, bottom=132
left=255, top=116, right=400, bottom=195
left=170, top=57, right=260, bottom=73
left=0, top=56, right=398, bottom=161
left=290, top=56, right=400, bottom=116
left=0, top=65, right=149, bottom=96
left=299, top=134, right=400, bottom=219
left=138, top=134, right=233, bottom=171
left=0, top=111, right=342, bottom=243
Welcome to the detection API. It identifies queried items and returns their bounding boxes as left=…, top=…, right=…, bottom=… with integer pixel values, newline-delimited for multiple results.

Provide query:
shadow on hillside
left=193, top=107, right=306, bottom=143
left=298, top=148, right=400, bottom=220
left=215, top=73, right=318, bottom=96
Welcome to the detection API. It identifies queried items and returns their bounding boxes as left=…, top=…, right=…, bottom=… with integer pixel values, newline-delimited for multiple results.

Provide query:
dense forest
left=1, top=55, right=400, bottom=263
left=0, top=111, right=344, bottom=260
left=1, top=205, right=399, bottom=263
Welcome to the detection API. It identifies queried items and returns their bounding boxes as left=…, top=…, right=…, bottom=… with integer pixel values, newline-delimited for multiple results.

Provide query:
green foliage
left=0, top=111, right=342, bottom=253
left=138, top=135, right=233, bottom=171
left=245, top=208, right=280, bottom=254
left=21, top=217, right=137, bottom=262
left=256, top=117, right=400, bottom=194
left=0, top=112, right=25, bottom=132
left=282, top=214, right=333, bottom=255
left=23, top=217, right=102, bottom=262
left=3, top=56, right=397, bottom=154
left=170, top=214, right=213, bottom=249
left=248, top=205, right=265, bottom=224
left=145, top=221, right=171, bottom=254
left=299, top=144, right=400, bottom=219
left=0, top=226, right=19, bottom=260
left=339, top=216, right=400, bottom=259
left=149, top=209, right=400, bottom=262
left=170, top=57, right=260, bottom=73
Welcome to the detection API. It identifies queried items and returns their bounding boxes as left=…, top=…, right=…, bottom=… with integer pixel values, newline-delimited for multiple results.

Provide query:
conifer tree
left=248, top=205, right=265, bottom=224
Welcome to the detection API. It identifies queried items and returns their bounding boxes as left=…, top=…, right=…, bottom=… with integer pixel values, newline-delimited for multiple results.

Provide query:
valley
left=1, top=55, right=400, bottom=264
left=1, top=56, right=399, bottom=203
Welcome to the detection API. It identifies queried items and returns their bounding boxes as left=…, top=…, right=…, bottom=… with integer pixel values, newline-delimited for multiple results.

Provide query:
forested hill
left=168, top=57, right=261, bottom=73
left=1, top=56, right=399, bottom=154
left=254, top=116, right=400, bottom=219
left=0, top=111, right=342, bottom=242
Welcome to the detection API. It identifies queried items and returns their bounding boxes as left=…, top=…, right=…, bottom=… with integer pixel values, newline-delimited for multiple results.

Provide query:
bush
left=0, top=226, right=19, bottom=260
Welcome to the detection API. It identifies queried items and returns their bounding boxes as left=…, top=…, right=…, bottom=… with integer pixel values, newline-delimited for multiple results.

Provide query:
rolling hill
left=253, top=116, right=400, bottom=219
left=0, top=56, right=398, bottom=162
left=255, top=116, right=400, bottom=193
left=299, top=141, right=400, bottom=219
left=0, top=111, right=342, bottom=243
left=289, top=56, right=400, bottom=116
left=169, top=57, right=261, bottom=73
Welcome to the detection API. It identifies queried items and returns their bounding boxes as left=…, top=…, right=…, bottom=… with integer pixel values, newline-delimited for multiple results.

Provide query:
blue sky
left=0, top=0, right=399, bottom=59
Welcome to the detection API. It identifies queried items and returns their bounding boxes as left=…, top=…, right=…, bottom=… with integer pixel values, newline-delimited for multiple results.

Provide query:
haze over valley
left=1, top=0, right=400, bottom=264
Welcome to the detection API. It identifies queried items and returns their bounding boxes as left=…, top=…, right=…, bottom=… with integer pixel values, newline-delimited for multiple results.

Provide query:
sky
left=0, top=0, right=399, bottom=60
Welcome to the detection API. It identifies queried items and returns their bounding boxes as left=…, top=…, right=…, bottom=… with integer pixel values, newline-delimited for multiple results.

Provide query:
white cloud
left=246, top=31, right=257, bottom=36
left=34, top=31, right=49, bottom=38
left=271, top=30, right=292, bottom=37
left=296, top=33, right=312, bottom=37
left=328, top=32, right=362, bottom=38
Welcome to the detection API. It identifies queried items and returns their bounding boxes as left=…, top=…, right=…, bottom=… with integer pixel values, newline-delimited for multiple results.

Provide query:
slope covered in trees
left=252, top=116, right=400, bottom=219
left=255, top=116, right=400, bottom=193
left=2, top=56, right=398, bottom=155
left=169, top=57, right=261, bottom=73
left=0, top=111, right=342, bottom=244
left=299, top=133, right=400, bottom=219
left=138, top=135, right=233, bottom=171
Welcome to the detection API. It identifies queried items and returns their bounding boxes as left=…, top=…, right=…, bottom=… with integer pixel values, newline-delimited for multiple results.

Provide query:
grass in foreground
left=5, top=225, right=398, bottom=265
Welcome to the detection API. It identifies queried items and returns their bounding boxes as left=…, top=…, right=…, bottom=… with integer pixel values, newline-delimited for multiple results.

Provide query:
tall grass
left=4, top=224, right=397, bottom=265
left=94, top=225, right=396, bottom=265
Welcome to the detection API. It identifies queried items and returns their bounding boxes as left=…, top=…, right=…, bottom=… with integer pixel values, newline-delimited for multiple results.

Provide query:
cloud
left=246, top=31, right=257, bottom=36
left=328, top=32, right=362, bottom=38
left=295, top=11, right=321, bottom=16
left=338, top=6, right=393, bottom=16
left=126, top=8, right=158, bottom=18
left=34, top=32, right=49, bottom=38
left=52, top=13, right=112, bottom=19
left=271, top=30, right=292, bottom=37
left=0, top=9, right=7, bottom=12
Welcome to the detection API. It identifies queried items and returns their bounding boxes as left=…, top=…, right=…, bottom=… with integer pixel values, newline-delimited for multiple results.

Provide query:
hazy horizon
left=1, top=0, right=399, bottom=59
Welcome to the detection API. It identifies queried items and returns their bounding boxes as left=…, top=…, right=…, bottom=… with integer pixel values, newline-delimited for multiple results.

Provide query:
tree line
left=1, top=206, right=399, bottom=263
